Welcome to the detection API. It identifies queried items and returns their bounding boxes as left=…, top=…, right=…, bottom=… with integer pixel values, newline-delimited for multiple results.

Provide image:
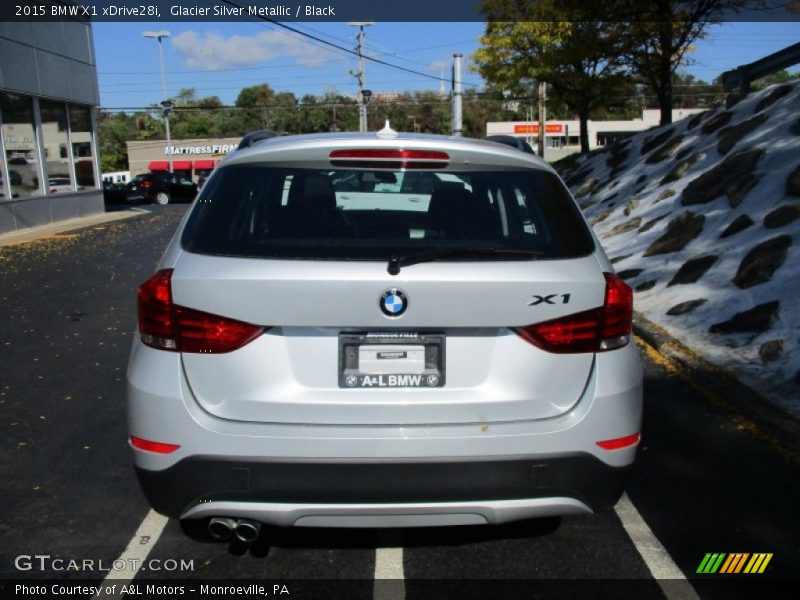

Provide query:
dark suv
left=126, top=172, right=198, bottom=205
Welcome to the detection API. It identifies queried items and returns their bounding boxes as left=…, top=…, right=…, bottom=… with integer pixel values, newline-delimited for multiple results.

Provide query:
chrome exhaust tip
left=234, top=518, right=261, bottom=543
left=208, top=517, right=236, bottom=541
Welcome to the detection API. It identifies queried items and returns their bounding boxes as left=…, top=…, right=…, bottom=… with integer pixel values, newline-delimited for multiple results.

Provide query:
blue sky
left=94, top=21, right=800, bottom=110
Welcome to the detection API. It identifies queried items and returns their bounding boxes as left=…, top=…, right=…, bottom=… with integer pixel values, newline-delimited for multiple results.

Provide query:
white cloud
left=171, top=30, right=336, bottom=71
left=428, top=58, right=451, bottom=72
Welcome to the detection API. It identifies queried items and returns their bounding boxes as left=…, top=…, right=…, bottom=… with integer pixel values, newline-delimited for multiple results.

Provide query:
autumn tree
left=614, top=0, right=739, bottom=125
left=473, top=0, right=630, bottom=153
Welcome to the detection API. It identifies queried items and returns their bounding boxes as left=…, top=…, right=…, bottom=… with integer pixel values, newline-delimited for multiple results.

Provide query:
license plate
left=339, top=332, right=445, bottom=388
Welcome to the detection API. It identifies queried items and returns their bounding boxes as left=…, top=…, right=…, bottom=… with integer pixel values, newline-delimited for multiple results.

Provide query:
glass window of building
left=39, top=100, right=73, bottom=193
left=68, top=105, right=97, bottom=189
left=0, top=92, right=42, bottom=199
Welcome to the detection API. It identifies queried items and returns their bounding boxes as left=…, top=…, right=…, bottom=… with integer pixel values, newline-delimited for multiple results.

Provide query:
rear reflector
left=514, top=272, right=633, bottom=354
left=330, top=148, right=449, bottom=169
left=596, top=433, right=640, bottom=451
left=138, top=269, right=265, bottom=353
left=130, top=436, right=180, bottom=454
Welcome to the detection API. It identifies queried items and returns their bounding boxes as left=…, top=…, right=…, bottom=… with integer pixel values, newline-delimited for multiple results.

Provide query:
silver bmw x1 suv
left=127, top=128, right=642, bottom=541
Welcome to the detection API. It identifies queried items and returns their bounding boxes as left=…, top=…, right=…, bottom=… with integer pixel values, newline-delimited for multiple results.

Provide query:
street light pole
left=143, top=30, right=173, bottom=173
left=348, top=22, right=373, bottom=132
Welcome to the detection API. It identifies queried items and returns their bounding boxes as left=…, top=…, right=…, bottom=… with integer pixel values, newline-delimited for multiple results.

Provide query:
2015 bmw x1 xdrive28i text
left=127, top=128, right=642, bottom=542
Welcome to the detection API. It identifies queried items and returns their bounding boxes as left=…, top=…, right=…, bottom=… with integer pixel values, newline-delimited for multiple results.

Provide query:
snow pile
left=556, top=81, right=800, bottom=415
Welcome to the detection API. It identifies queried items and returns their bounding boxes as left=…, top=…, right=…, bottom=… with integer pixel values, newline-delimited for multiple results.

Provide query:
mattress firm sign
left=164, top=144, right=237, bottom=155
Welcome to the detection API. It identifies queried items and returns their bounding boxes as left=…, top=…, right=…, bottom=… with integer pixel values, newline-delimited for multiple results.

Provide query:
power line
left=219, top=0, right=479, bottom=88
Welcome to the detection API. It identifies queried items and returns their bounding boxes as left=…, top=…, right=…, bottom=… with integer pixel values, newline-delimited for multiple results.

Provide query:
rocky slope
left=555, top=81, right=800, bottom=416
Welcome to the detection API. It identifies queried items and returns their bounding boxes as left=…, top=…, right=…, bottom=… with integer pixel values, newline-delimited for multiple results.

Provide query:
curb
left=633, top=312, right=800, bottom=463
left=0, top=208, right=148, bottom=248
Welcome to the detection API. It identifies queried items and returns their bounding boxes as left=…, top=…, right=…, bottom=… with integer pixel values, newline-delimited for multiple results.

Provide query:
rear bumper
left=136, top=453, right=631, bottom=523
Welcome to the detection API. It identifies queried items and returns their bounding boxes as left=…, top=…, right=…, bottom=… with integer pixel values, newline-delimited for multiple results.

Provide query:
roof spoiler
left=483, top=135, right=536, bottom=155
left=237, top=130, right=279, bottom=151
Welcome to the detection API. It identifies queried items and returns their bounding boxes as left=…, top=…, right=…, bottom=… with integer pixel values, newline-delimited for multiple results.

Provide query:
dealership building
left=0, top=21, right=103, bottom=234
left=487, top=108, right=706, bottom=162
left=126, top=138, right=242, bottom=181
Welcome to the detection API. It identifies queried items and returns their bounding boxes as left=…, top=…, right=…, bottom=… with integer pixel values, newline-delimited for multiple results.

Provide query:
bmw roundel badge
left=380, top=288, right=408, bottom=317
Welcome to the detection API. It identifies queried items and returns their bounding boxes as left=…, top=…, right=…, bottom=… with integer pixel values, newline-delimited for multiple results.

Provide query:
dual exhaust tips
left=208, top=517, right=261, bottom=543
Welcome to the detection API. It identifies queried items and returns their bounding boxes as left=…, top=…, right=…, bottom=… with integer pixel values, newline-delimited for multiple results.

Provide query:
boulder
left=608, top=217, right=642, bottom=236
left=661, top=153, right=701, bottom=185
left=701, top=110, right=733, bottom=135
left=575, top=177, right=600, bottom=198
left=709, top=301, right=779, bottom=334
left=654, top=188, right=677, bottom=203
left=719, top=214, right=754, bottom=239
left=635, top=280, right=657, bottom=292
left=675, top=145, right=694, bottom=161
left=682, top=148, right=764, bottom=206
left=566, top=167, right=592, bottom=187
left=759, top=340, right=783, bottom=363
left=763, top=203, right=800, bottom=229
left=667, top=299, right=708, bottom=316
left=732, top=235, right=792, bottom=289
left=754, top=84, right=792, bottom=113
left=624, top=199, right=640, bottom=216
left=643, top=212, right=705, bottom=257
left=589, top=208, right=613, bottom=226
left=786, top=164, right=800, bottom=197
left=607, top=148, right=630, bottom=170
left=639, top=213, right=669, bottom=233
left=667, top=255, right=718, bottom=286
left=617, top=268, right=645, bottom=280
left=727, top=172, right=763, bottom=208
left=641, top=129, right=674, bottom=155
left=717, top=113, right=769, bottom=155
left=646, top=135, right=684, bottom=164
left=610, top=254, right=634, bottom=264
left=687, top=111, right=708, bottom=131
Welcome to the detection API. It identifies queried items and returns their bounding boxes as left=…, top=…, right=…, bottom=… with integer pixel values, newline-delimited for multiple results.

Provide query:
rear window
left=181, top=166, right=594, bottom=260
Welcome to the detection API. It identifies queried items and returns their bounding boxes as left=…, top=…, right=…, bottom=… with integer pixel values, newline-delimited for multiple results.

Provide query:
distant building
left=486, top=108, right=706, bottom=162
left=372, top=92, right=401, bottom=103
left=126, top=137, right=242, bottom=180
left=0, top=21, right=103, bottom=233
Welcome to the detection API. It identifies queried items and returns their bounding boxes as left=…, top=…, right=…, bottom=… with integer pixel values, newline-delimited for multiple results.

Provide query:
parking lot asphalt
left=0, top=205, right=797, bottom=599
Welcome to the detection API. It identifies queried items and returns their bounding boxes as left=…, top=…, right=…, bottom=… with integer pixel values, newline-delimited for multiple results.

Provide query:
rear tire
left=155, top=191, right=170, bottom=205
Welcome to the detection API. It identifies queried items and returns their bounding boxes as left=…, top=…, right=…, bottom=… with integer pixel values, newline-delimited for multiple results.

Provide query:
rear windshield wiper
left=387, top=247, right=543, bottom=275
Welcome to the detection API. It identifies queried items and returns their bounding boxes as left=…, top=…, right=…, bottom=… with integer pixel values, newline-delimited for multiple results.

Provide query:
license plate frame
left=338, top=331, right=445, bottom=388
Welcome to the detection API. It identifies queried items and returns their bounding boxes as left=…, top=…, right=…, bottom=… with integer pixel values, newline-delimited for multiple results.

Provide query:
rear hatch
left=171, top=138, right=604, bottom=426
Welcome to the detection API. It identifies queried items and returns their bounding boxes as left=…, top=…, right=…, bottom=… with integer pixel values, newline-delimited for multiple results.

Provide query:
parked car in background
left=48, top=177, right=73, bottom=194
left=125, top=171, right=198, bottom=205
left=102, top=180, right=127, bottom=205
left=128, top=129, right=642, bottom=543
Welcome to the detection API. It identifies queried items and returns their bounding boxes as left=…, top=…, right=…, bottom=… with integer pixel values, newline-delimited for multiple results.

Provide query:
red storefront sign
left=513, top=123, right=565, bottom=134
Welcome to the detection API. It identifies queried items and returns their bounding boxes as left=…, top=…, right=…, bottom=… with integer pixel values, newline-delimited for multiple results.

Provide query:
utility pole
left=143, top=30, right=173, bottom=173
left=452, top=54, right=463, bottom=137
left=348, top=22, right=373, bottom=132
left=537, top=80, right=546, bottom=160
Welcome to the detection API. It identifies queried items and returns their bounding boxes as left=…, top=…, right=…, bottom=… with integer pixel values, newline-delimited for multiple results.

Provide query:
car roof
left=220, top=130, right=554, bottom=173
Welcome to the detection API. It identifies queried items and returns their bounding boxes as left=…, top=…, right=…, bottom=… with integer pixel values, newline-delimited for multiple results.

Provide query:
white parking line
left=94, top=509, right=169, bottom=599
left=373, top=531, right=405, bottom=600
left=615, top=493, right=701, bottom=600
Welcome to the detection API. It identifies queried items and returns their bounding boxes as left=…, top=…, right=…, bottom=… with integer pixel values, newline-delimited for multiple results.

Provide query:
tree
left=473, top=0, right=631, bottom=153
left=615, top=0, right=738, bottom=125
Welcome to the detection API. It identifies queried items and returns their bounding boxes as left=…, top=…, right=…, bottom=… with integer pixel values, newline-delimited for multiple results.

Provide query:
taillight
left=140, top=179, right=152, bottom=189
left=514, top=273, right=633, bottom=354
left=329, top=148, right=449, bottom=169
left=137, top=269, right=264, bottom=353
